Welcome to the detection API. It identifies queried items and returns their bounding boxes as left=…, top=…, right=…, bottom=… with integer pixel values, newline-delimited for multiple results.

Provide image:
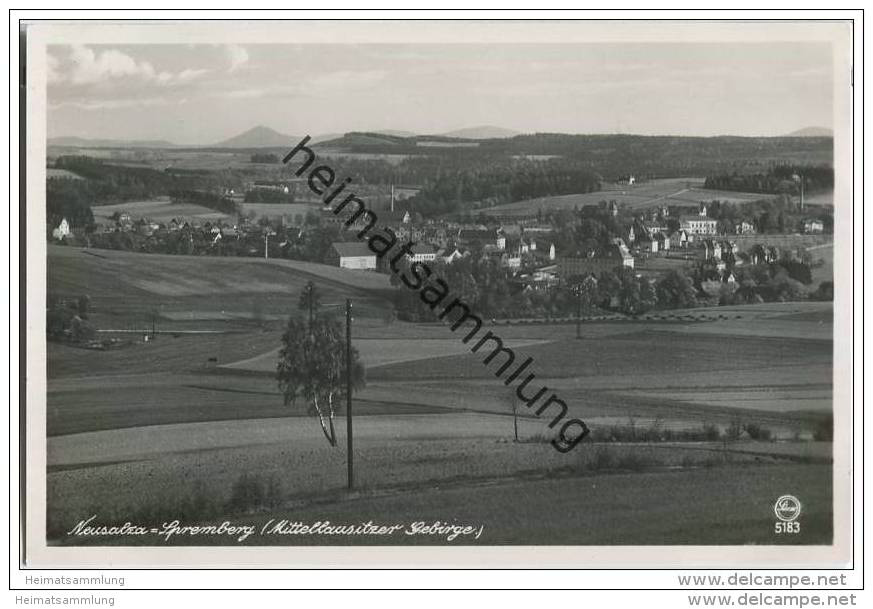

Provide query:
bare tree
left=277, top=283, right=365, bottom=446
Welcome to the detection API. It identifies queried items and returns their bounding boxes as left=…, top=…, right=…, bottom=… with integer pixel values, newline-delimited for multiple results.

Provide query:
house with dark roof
left=556, top=243, right=634, bottom=279
left=408, top=243, right=438, bottom=263
left=379, top=210, right=412, bottom=226
left=458, top=227, right=505, bottom=250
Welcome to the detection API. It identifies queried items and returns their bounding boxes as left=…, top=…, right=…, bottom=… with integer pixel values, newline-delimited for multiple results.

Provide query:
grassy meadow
left=481, top=177, right=832, bottom=218
left=45, top=244, right=835, bottom=545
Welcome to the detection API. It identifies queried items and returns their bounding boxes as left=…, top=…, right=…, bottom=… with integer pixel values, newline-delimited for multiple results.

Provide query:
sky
left=46, top=43, right=834, bottom=144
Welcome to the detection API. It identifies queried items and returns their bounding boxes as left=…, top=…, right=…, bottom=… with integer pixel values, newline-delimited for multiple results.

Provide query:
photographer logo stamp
left=774, top=495, right=802, bottom=534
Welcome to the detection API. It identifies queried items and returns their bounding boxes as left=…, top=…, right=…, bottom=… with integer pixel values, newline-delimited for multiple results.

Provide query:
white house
left=735, top=220, right=755, bottom=235
left=802, top=219, right=824, bottom=234
left=329, top=242, right=377, bottom=270
left=495, top=232, right=506, bottom=251
left=408, top=243, right=438, bottom=263
left=679, top=215, right=717, bottom=236
left=502, top=253, right=522, bottom=269
left=440, top=247, right=466, bottom=264
left=52, top=218, right=71, bottom=240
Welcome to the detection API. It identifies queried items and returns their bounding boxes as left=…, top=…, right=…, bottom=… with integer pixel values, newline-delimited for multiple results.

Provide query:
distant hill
left=374, top=129, right=418, bottom=138
left=439, top=126, right=521, bottom=139
left=48, top=136, right=177, bottom=148
left=213, top=125, right=300, bottom=148
left=316, top=132, right=408, bottom=149
left=785, top=126, right=833, bottom=137
left=50, top=128, right=342, bottom=150
left=310, top=133, right=344, bottom=144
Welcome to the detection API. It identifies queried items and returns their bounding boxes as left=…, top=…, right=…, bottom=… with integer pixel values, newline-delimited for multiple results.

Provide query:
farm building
left=327, top=242, right=378, bottom=270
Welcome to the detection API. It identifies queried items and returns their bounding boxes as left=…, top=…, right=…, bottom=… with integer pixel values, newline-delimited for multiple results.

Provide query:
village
left=48, top=170, right=834, bottom=320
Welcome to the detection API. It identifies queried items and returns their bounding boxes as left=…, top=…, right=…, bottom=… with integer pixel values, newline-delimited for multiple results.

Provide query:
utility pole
left=346, top=298, right=354, bottom=490
left=574, top=285, right=582, bottom=339
left=306, top=282, right=314, bottom=340
left=309, top=284, right=314, bottom=332
left=800, top=174, right=805, bottom=212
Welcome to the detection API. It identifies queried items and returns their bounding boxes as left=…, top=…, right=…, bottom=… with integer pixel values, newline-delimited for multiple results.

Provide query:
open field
left=730, top=233, right=833, bottom=250
left=46, top=408, right=832, bottom=545
left=223, top=337, right=551, bottom=371
left=46, top=168, right=84, bottom=180
left=48, top=246, right=392, bottom=328
left=47, top=259, right=833, bottom=435
left=45, top=248, right=834, bottom=546
left=668, top=187, right=774, bottom=204
left=47, top=305, right=832, bottom=438
left=480, top=178, right=785, bottom=217
left=90, top=197, right=231, bottom=223
left=238, top=202, right=321, bottom=220
left=317, top=151, right=416, bottom=166
left=368, top=326, right=831, bottom=382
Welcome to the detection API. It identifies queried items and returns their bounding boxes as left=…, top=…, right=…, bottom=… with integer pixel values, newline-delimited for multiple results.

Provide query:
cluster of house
left=326, top=201, right=748, bottom=291
left=51, top=194, right=826, bottom=296
left=87, top=212, right=249, bottom=242
left=626, top=203, right=720, bottom=254
left=328, top=212, right=557, bottom=273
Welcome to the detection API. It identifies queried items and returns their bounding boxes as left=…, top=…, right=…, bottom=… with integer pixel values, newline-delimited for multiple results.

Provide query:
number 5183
left=775, top=522, right=800, bottom=534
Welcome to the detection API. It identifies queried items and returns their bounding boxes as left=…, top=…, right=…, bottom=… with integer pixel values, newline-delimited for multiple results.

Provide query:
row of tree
left=389, top=254, right=820, bottom=321
left=243, top=189, right=296, bottom=203
left=47, top=156, right=249, bottom=228
left=403, top=158, right=602, bottom=217
left=704, top=164, right=834, bottom=195
left=314, top=133, right=832, bottom=184
left=83, top=221, right=342, bottom=263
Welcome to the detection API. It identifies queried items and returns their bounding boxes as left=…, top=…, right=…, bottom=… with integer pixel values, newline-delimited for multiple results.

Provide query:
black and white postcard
left=20, top=18, right=858, bottom=570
